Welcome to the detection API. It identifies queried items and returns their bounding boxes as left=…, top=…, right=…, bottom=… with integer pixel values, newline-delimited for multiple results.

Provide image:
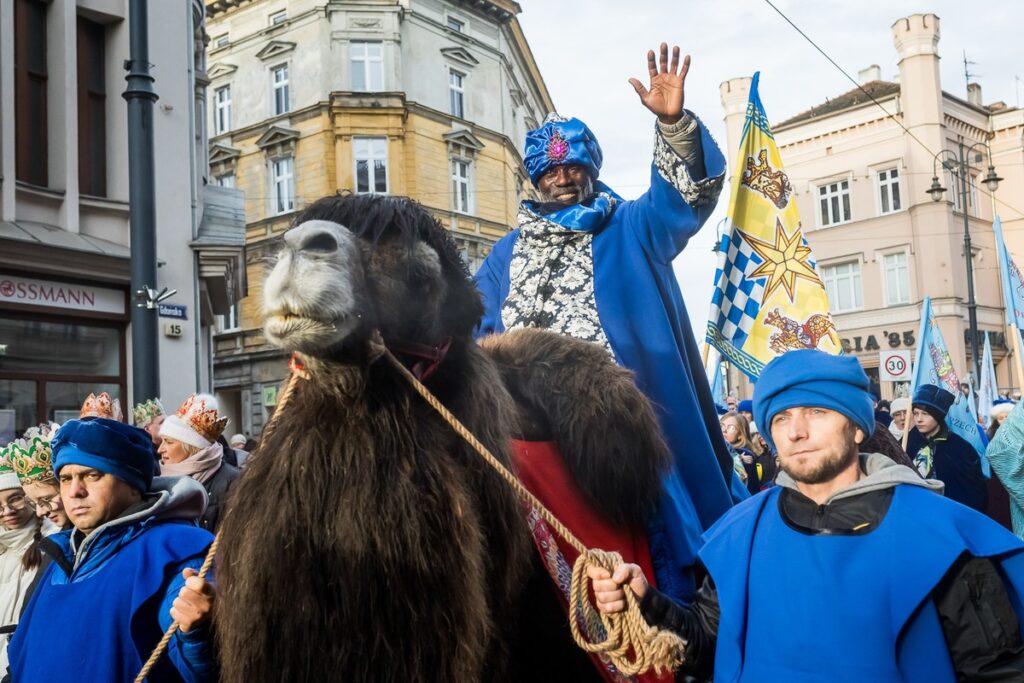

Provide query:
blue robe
left=475, top=119, right=743, bottom=600
left=9, top=520, right=214, bottom=682
left=700, top=485, right=1024, bottom=681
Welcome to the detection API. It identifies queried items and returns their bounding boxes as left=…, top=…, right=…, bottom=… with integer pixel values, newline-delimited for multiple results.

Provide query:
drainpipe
left=123, top=0, right=160, bottom=402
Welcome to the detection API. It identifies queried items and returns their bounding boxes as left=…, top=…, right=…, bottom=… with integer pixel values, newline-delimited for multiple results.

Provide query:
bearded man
left=592, top=350, right=1024, bottom=681
left=475, top=43, right=737, bottom=601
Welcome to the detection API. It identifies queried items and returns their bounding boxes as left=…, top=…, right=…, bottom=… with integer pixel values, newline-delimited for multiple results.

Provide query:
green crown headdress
left=132, top=398, right=165, bottom=429
left=7, top=422, right=60, bottom=484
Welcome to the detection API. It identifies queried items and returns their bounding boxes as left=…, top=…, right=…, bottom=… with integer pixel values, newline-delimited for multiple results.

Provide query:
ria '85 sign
left=880, top=350, right=913, bottom=382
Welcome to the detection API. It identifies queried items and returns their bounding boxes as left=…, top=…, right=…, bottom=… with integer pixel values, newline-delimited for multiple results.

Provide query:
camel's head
left=263, top=194, right=483, bottom=359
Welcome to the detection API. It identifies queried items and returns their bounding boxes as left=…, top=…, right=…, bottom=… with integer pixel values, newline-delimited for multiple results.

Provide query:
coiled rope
left=381, top=349, right=686, bottom=676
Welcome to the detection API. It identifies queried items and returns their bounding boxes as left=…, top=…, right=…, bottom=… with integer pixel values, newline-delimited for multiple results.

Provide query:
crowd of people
left=717, top=384, right=1024, bottom=530
left=0, top=391, right=252, bottom=680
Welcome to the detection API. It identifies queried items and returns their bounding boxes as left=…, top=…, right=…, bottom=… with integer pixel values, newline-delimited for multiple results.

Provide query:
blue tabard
left=699, top=485, right=1024, bottom=683
left=8, top=523, right=212, bottom=682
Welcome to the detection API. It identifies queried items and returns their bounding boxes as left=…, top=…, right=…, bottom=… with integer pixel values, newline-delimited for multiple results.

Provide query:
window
left=216, top=173, right=235, bottom=188
left=883, top=252, right=910, bottom=306
left=270, top=156, right=294, bottom=215
left=77, top=17, right=107, bottom=197
left=353, top=137, right=387, bottom=194
left=213, top=34, right=229, bottom=48
left=447, top=17, right=464, bottom=32
left=350, top=42, right=383, bottom=91
left=271, top=64, right=289, bottom=115
left=214, top=85, right=231, bottom=135
left=822, top=261, right=862, bottom=312
left=818, top=179, right=851, bottom=227
left=451, top=155, right=472, bottom=214
left=877, top=167, right=901, bottom=214
left=216, top=302, right=240, bottom=333
left=946, top=170, right=978, bottom=215
left=449, top=69, right=465, bottom=118
left=14, top=0, right=48, bottom=186
left=269, top=10, right=287, bottom=26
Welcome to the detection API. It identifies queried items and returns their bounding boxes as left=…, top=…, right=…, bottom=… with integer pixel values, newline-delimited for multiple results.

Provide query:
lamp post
left=926, top=137, right=1002, bottom=382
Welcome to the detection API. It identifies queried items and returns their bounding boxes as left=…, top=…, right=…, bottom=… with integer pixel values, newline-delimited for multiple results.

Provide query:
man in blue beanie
left=589, top=349, right=1024, bottom=681
left=475, top=42, right=738, bottom=601
left=7, top=418, right=217, bottom=682
left=907, top=383, right=988, bottom=512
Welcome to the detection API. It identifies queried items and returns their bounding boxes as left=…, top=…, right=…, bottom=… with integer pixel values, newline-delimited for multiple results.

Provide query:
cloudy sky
left=517, top=0, right=1021, bottom=338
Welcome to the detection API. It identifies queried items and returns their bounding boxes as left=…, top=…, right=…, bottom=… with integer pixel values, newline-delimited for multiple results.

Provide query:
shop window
left=0, top=315, right=124, bottom=436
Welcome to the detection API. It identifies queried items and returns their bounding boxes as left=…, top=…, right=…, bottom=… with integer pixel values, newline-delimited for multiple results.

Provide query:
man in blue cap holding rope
left=591, top=349, right=1024, bottom=681
left=475, top=42, right=738, bottom=602
left=7, top=418, right=217, bottom=682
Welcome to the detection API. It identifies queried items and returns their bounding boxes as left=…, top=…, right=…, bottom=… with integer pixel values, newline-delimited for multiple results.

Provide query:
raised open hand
left=628, top=43, right=689, bottom=125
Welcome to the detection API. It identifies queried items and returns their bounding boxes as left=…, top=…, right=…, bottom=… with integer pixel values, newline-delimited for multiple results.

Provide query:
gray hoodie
left=775, top=452, right=944, bottom=505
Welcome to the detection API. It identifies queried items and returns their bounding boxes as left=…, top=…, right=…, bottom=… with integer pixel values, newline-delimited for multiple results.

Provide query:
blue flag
left=708, top=350, right=727, bottom=406
left=911, top=297, right=989, bottom=475
left=996, top=216, right=1024, bottom=334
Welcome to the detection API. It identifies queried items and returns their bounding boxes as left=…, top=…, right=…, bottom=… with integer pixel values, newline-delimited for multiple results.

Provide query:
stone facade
left=720, top=13, right=1023, bottom=401
left=206, top=0, right=553, bottom=435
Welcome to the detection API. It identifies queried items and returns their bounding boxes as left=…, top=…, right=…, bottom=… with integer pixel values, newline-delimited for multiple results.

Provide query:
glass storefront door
left=0, top=313, right=125, bottom=440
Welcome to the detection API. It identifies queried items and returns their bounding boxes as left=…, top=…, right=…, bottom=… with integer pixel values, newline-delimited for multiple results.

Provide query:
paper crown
left=4, top=422, right=60, bottom=484
left=173, top=394, right=228, bottom=444
left=81, top=392, right=123, bottom=422
left=132, top=398, right=165, bottom=428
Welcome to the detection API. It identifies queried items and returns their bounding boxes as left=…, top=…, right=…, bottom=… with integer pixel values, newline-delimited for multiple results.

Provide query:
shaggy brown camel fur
left=214, top=194, right=532, bottom=682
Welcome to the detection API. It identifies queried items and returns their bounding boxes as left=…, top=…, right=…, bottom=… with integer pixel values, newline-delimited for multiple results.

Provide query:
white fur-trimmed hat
left=890, top=397, right=910, bottom=415
left=158, top=393, right=227, bottom=449
left=991, top=402, right=1015, bottom=419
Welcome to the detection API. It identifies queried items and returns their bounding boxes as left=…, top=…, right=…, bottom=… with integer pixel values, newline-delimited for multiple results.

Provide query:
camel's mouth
left=264, top=308, right=361, bottom=354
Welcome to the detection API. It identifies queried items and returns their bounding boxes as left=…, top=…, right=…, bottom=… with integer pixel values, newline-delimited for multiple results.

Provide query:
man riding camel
left=475, top=43, right=739, bottom=600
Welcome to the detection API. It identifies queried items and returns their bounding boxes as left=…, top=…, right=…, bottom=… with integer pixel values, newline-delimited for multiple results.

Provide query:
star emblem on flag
left=739, top=220, right=823, bottom=302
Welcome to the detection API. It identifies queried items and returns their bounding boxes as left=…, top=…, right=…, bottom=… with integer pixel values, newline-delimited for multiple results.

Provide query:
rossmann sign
left=0, top=275, right=125, bottom=315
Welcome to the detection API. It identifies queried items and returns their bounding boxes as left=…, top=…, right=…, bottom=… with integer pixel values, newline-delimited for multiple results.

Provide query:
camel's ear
left=442, top=274, right=485, bottom=338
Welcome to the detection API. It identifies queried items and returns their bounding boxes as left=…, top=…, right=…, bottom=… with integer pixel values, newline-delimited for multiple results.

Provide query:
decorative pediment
left=440, top=46, right=479, bottom=68
left=209, top=143, right=241, bottom=165
left=256, top=125, right=299, bottom=151
left=443, top=128, right=484, bottom=153
left=208, top=62, right=238, bottom=79
left=256, top=40, right=296, bottom=62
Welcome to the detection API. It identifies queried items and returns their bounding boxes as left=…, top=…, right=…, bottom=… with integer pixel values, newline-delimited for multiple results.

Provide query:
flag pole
left=1011, top=325, right=1024, bottom=399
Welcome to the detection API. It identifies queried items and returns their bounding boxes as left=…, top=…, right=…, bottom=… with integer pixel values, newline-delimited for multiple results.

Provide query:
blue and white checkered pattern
left=708, top=230, right=765, bottom=350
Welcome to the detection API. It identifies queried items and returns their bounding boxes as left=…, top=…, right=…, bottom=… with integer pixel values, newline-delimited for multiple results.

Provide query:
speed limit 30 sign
left=879, top=350, right=913, bottom=382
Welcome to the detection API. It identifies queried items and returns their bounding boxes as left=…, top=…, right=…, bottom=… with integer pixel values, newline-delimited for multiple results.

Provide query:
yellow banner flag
left=706, top=73, right=842, bottom=378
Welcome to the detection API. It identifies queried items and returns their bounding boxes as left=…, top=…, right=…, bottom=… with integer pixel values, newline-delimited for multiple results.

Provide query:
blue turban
left=753, top=350, right=875, bottom=451
left=523, top=114, right=603, bottom=185
left=53, top=418, right=156, bottom=493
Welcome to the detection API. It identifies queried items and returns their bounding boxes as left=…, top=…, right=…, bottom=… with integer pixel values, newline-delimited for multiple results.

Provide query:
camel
left=215, top=194, right=532, bottom=682
left=214, top=194, right=674, bottom=682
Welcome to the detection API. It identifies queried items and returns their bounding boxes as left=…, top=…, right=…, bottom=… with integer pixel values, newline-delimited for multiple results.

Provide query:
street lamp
left=927, top=137, right=1003, bottom=381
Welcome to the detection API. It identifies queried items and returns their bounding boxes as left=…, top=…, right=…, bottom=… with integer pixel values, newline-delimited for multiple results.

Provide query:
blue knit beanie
left=52, top=418, right=155, bottom=493
left=753, top=350, right=875, bottom=451
left=524, top=114, right=603, bottom=185
left=737, top=399, right=753, bottom=414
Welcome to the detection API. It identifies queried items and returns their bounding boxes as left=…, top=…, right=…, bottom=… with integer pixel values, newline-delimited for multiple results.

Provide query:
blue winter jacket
left=7, top=476, right=215, bottom=682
